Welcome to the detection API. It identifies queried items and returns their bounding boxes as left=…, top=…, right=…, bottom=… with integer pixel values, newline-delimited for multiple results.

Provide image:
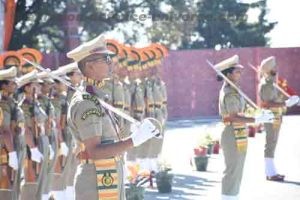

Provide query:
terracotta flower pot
left=193, top=147, right=208, bottom=156
left=213, top=141, right=220, bottom=154
left=248, top=125, right=256, bottom=137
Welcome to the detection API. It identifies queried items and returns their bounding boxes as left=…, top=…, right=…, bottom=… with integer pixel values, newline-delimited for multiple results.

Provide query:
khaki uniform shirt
left=67, top=82, right=125, bottom=199
left=259, top=77, right=285, bottom=118
left=219, top=83, right=246, bottom=117
left=131, top=79, right=145, bottom=121
left=144, top=78, right=155, bottom=118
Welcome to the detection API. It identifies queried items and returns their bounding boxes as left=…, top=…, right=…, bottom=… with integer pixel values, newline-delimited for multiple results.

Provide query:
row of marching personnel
left=0, top=40, right=168, bottom=200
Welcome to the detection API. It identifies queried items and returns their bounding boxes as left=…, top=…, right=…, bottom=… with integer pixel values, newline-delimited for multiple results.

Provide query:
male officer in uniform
left=36, top=72, right=66, bottom=200
left=53, top=62, right=80, bottom=199
left=0, top=66, right=19, bottom=200
left=16, top=69, right=44, bottom=200
left=258, top=56, right=299, bottom=181
left=67, top=34, right=159, bottom=200
left=146, top=45, right=167, bottom=172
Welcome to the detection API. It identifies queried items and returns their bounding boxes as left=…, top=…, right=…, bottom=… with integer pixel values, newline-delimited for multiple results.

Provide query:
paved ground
left=144, top=115, right=300, bottom=200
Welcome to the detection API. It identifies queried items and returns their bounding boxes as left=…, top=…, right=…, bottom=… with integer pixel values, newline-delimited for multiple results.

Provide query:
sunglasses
left=85, top=55, right=112, bottom=65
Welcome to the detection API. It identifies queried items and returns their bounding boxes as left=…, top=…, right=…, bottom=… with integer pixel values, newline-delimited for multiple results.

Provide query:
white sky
left=244, top=0, right=300, bottom=48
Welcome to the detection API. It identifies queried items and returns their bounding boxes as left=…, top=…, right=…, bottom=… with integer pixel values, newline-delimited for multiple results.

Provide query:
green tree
left=8, top=0, right=276, bottom=51
left=146, top=0, right=198, bottom=49
left=8, top=0, right=162, bottom=52
left=191, top=0, right=276, bottom=49
left=9, top=0, right=66, bottom=51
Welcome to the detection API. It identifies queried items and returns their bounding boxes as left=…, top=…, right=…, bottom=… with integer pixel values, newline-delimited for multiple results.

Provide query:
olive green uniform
left=1, top=94, right=27, bottom=200
left=0, top=96, right=16, bottom=200
left=121, top=78, right=132, bottom=139
left=111, top=78, right=126, bottom=138
left=160, top=80, right=168, bottom=127
left=219, top=83, right=247, bottom=197
left=20, top=97, right=48, bottom=200
left=52, top=92, right=72, bottom=191
left=138, top=78, right=154, bottom=160
left=126, top=79, right=145, bottom=161
left=259, top=77, right=285, bottom=159
left=148, top=78, right=164, bottom=158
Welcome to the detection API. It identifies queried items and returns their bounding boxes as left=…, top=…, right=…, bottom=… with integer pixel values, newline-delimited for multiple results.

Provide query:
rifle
left=144, top=79, right=149, bottom=117
left=131, top=81, right=138, bottom=120
left=36, top=88, right=53, bottom=199
left=247, top=63, right=291, bottom=98
left=31, top=87, right=39, bottom=180
left=12, top=90, right=26, bottom=200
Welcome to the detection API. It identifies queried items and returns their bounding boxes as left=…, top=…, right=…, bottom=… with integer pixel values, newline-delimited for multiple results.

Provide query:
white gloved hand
left=285, top=95, right=300, bottom=107
left=49, top=145, right=54, bottom=160
left=30, top=147, right=43, bottom=163
left=8, top=151, right=18, bottom=170
left=130, top=119, right=160, bottom=147
left=60, top=142, right=69, bottom=156
left=254, top=110, right=274, bottom=124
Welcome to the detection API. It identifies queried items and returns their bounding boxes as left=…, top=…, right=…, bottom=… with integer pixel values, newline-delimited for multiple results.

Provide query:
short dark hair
left=217, top=67, right=236, bottom=81
left=0, top=80, right=9, bottom=89
left=66, top=71, right=75, bottom=77
left=19, top=83, right=32, bottom=93
left=77, top=60, right=86, bottom=75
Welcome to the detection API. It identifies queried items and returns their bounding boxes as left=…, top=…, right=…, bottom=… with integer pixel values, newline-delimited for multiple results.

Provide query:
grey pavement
left=144, top=115, right=300, bottom=200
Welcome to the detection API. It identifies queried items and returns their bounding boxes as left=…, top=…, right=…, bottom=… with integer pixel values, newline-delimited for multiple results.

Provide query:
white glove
left=49, top=145, right=54, bottom=160
left=38, top=123, right=46, bottom=135
left=30, top=147, right=43, bottom=163
left=285, top=95, right=300, bottom=107
left=130, top=119, right=160, bottom=147
left=254, top=110, right=274, bottom=124
left=59, top=142, right=69, bottom=156
left=8, top=151, right=18, bottom=170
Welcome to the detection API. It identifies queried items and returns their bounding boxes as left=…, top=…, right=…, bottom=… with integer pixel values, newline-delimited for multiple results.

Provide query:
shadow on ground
left=144, top=173, right=219, bottom=200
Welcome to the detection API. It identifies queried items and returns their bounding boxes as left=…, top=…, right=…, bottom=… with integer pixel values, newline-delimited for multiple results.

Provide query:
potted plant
left=126, top=164, right=148, bottom=200
left=192, top=131, right=213, bottom=171
left=155, top=160, right=173, bottom=193
left=126, top=184, right=144, bottom=200
left=212, top=140, right=220, bottom=154
left=248, top=125, right=256, bottom=137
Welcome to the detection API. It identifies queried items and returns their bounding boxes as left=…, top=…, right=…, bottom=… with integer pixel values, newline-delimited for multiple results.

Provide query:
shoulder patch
left=81, top=108, right=104, bottom=120
left=82, top=94, right=100, bottom=106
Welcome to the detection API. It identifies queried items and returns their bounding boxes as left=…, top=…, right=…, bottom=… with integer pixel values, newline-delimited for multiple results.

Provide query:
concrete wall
left=42, top=47, right=300, bottom=119
left=161, top=47, right=300, bottom=119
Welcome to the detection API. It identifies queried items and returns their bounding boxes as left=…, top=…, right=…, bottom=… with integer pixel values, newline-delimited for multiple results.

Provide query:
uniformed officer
left=106, top=39, right=127, bottom=139
left=0, top=66, right=19, bottom=200
left=53, top=62, right=81, bottom=199
left=36, top=71, right=66, bottom=200
left=258, top=56, right=299, bottom=181
left=216, top=55, right=274, bottom=200
left=66, top=34, right=159, bottom=200
left=17, top=70, right=45, bottom=200
left=126, top=48, right=152, bottom=170
left=146, top=45, right=168, bottom=172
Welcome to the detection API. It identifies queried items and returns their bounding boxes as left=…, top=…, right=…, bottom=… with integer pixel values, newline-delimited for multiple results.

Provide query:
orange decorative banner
left=4, top=0, right=16, bottom=50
